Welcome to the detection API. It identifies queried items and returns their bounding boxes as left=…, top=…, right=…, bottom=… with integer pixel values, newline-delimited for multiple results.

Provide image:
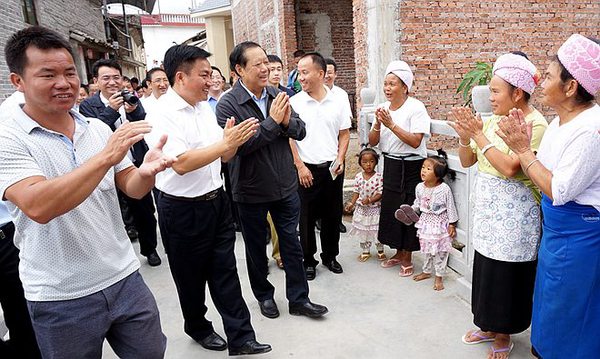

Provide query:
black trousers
left=156, top=190, right=255, bottom=346
left=298, top=164, right=344, bottom=267
left=0, top=222, right=41, bottom=358
left=118, top=190, right=158, bottom=256
left=236, top=193, right=309, bottom=304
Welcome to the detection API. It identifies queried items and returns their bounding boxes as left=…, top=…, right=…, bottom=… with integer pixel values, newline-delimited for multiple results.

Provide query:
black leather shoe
left=146, top=251, right=162, bottom=267
left=289, top=301, right=329, bottom=318
left=229, top=339, right=272, bottom=356
left=197, top=332, right=227, bottom=351
left=339, top=223, right=347, bottom=233
left=258, top=299, right=279, bottom=318
left=305, top=266, right=316, bottom=281
left=324, top=260, right=343, bottom=274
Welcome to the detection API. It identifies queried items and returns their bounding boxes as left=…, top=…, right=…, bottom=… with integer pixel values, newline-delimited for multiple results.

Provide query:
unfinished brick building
left=230, top=0, right=599, bottom=120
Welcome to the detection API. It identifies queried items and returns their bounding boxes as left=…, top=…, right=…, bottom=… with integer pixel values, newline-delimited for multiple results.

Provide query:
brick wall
left=354, top=0, right=600, bottom=122
left=0, top=0, right=106, bottom=102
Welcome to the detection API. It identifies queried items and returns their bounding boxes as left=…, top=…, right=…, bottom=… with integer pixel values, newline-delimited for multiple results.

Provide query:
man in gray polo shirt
left=0, top=26, right=174, bottom=358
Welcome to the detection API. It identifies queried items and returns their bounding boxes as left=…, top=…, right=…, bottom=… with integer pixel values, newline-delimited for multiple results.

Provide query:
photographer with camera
left=80, top=59, right=162, bottom=267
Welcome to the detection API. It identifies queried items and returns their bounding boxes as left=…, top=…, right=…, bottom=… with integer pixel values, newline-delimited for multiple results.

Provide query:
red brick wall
left=297, top=0, right=356, bottom=101
left=352, top=0, right=600, bottom=121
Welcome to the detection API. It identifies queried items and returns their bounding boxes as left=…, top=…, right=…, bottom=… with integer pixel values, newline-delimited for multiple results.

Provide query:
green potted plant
left=456, top=61, right=492, bottom=111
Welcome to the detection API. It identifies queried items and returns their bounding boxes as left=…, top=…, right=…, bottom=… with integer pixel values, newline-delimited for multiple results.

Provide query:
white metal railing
left=158, top=14, right=204, bottom=24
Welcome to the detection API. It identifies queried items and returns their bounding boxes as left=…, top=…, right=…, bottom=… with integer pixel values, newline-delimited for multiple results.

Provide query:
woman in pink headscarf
left=450, top=52, right=547, bottom=359
left=498, top=34, right=600, bottom=359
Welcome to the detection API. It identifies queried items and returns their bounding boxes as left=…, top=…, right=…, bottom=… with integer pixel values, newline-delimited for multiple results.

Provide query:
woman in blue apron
left=498, top=34, right=600, bottom=359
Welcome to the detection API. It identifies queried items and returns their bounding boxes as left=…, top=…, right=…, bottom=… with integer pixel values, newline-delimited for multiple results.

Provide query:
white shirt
left=537, top=104, right=600, bottom=211
left=373, top=97, right=431, bottom=158
left=145, top=89, right=223, bottom=197
left=99, top=92, right=126, bottom=128
left=0, top=91, right=25, bottom=121
left=0, top=108, right=139, bottom=301
left=290, top=86, right=351, bottom=164
left=140, top=94, right=159, bottom=114
left=330, top=85, right=352, bottom=121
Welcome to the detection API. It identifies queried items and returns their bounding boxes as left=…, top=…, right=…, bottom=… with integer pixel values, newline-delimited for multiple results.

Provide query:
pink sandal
left=490, top=342, right=514, bottom=358
left=380, top=258, right=402, bottom=268
left=399, top=264, right=414, bottom=277
left=461, top=330, right=496, bottom=345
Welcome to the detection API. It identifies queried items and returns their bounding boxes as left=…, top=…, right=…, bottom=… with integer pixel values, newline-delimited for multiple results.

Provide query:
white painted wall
left=141, top=25, right=204, bottom=69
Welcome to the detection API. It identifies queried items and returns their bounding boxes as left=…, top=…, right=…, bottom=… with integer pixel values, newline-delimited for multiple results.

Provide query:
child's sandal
left=376, top=252, right=387, bottom=261
left=357, top=253, right=371, bottom=262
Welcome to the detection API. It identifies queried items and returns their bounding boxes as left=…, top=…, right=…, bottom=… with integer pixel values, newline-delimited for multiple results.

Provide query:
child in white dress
left=395, top=150, right=458, bottom=290
left=345, top=148, right=386, bottom=262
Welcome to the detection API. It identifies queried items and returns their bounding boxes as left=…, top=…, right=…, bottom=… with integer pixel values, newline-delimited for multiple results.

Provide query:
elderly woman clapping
left=497, top=34, right=600, bottom=359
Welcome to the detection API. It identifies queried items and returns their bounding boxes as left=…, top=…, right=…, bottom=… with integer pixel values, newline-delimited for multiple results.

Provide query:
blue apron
left=531, top=195, right=600, bottom=359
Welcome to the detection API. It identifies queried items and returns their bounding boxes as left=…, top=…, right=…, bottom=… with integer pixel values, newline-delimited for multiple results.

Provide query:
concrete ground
left=103, top=227, right=533, bottom=359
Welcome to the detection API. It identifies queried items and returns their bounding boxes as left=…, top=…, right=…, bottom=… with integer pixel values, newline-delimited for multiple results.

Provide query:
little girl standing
left=345, top=148, right=386, bottom=262
left=395, top=150, right=458, bottom=290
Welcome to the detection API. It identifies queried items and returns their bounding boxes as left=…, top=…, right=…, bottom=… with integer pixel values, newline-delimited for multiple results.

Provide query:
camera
left=120, top=90, right=139, bottom=105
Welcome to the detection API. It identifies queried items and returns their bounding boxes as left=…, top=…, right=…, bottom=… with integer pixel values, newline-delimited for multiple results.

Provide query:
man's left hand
left=138, top=134, right=177, bottom=177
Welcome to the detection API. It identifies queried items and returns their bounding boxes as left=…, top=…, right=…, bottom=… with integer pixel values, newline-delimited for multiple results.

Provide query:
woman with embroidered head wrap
left=497, top=34, right=600, bottom=359
left=449, top=52, right=548, bottom=358
left=368, top=60, right=431, bottom=277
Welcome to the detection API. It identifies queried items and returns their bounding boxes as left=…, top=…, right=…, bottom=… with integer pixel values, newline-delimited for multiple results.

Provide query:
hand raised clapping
left=223, top=117, right=260, bottom=150
left=448, top=107, right=484, bottom=141
left=139, top=134, right=177, bottom=177
left=496, top=108, right=533, bottom=155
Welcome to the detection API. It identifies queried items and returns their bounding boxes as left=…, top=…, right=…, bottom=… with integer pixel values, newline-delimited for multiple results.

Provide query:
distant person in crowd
left=122, top=76, right=134, bottom=92
left=497, top=34, right=600, bottom=359
left=216, top=41, right=328, bottom=320
left=368, top=60, right=431, bottom=277
left=79, top=59, right=162, bottom=267
left=141, top=67, right=169, bottom=113
left=74, top=84, right=89, bottom=111
left=0, top=200, right=41, bottom=358
left=267, top=54, right=295, bottom=96
left=287, top=49, right=305, bottom=93
left=450, top=52, right=547, bottom=358
left=207, top=66, right=226, bottom=113
left=1, top=25, right=172, bottom=358
left=130, top=76, right=140, bottom=91
left=145, top=44, right=271, bottom=356
left=290, top=52, right=350, bottom=280
left=345, top=148, right=385, bottom=262
left=394, top=150, right=458, bottom=291
left=88, top=82, right=99, bottom=96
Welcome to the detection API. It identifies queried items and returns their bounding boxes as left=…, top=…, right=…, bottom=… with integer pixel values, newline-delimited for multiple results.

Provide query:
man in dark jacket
left=216, top=42, right=328, bottom=320
left=79, top=59, right=161, bottom=267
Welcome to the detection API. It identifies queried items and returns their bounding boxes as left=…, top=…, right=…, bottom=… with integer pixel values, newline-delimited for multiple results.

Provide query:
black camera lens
left=121, top=90, right=139, bottom=105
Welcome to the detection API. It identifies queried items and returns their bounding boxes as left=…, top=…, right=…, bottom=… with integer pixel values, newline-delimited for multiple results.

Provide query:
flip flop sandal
left=399, top=264, right=414, bottom=277
left=377, top=252, right=387, bottom=261
left=394, top=209, right=413, bottom=225
left=357, top=253, right=371, bottom=262
left=461, top=330, right=496, bottom=345
left=380, top=258, right=402, bottom=268
left=490, top=342, right=514, bottom=358
left=400, top=204, right=420, bottom=223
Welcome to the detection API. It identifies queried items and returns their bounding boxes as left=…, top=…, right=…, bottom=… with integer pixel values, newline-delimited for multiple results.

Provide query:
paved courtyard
left=103, top=227, right=533, bottom=359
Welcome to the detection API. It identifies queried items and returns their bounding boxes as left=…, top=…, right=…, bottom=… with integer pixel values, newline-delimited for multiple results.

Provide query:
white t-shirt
left=290, top=86, right=352, bottom=164
left=373, top=97, right=431, bottom=158
left=145, top=89, right=223, bottom=197
left=330, top=85, right=352, bottom=121
left=537, top=104, right=600, bottom=211
left=0, top=108, right=138, bottom=301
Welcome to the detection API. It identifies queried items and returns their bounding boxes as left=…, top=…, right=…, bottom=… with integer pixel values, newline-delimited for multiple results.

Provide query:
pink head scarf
left=557, top=34, right=600, bottom=96
left=385, top=60, right=414, bottom=91
left=492, top=53, right=539, bottom=95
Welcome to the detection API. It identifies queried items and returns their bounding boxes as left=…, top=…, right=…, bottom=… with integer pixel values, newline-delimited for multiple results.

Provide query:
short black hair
left=267, top=54, right=283, bottom=65
left=146, top=67, right=167, bottom=82
left=122, top=76, right=131, bottom=83
left=92, top=59, right=122, bottom=78
left=163, top=45, right=212, bottom=86
left=130, top=77, right=139, bottom=85
left=5, top=26, right=74, bottom=76
left=80, top=84, right=89, bottom=94
left=300, top=52, right=327, bottom=74
left=358, top=147, right=379, bottom=165
left=325, top=58, right=337, bottom=72
left=229, top=41, right=263, bottom=75
left=211, top=66, right=225, bottom=81
left=427, top=149, right=456, bottom=182
left=293, top=50, right=305, bottom=58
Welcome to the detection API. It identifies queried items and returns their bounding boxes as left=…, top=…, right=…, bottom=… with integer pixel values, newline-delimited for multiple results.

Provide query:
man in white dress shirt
left=141, top=67, right=169, bottom=114
left=290, top=52, right=351, bottom=280
left=145, top=44, right=271, bottom=356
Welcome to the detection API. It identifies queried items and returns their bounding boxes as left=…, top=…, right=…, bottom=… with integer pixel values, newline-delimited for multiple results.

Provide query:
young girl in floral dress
left=395, top=151, right=458, bottom=290
left=345, top=148, right=386, bottom=262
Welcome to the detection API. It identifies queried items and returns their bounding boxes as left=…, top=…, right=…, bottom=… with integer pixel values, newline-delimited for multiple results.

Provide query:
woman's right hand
left=375, top=107, right=394, bottom=129
left=448, top=107, right=481, bottom=142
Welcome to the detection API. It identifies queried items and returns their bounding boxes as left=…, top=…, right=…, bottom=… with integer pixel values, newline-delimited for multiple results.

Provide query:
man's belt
left=161, top=189, right=221, bottom=202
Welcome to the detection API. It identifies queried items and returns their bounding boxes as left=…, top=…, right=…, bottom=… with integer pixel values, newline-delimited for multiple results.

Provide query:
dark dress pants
left=0, top=222, right=41, bottom=358
left=298, top=164, right=344, bottom=267
left=236, top=192, right=309, bottom=304
left=156, top=190, right=255, bottom=347
left=119, top=190, right=158, bottom=256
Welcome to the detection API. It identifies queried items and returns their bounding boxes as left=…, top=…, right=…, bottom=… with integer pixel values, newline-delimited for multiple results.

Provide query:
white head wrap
left=385, top=60, right=414, bottom=91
